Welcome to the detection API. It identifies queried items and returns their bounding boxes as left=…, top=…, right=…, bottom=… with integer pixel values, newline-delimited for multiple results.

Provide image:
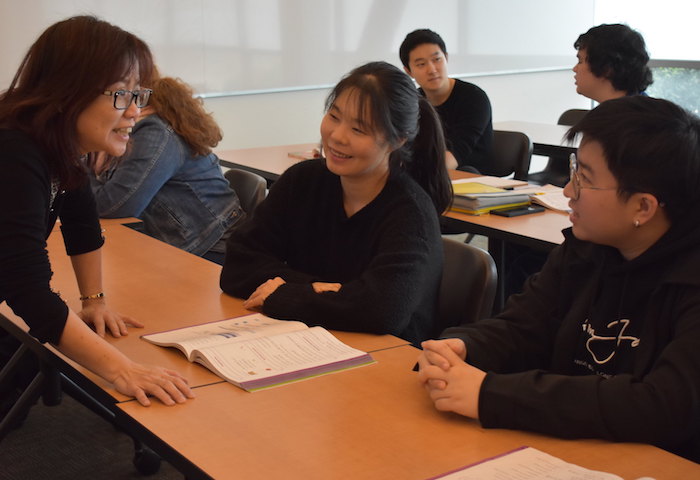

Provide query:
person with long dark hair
left=220, top=61, right=451, bottom=345
left=0, top=16, right=193, bottom=408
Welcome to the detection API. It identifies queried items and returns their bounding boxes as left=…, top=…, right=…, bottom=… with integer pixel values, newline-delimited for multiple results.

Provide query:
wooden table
left=0, top=221, right=408, bottom=402
left=216, top=143, right=318, bottom=183
left=119, top=344, right=700, bottom=480
left=4, top=221, right=698, bottom=479
left=0, top=220, right=410, bottom=478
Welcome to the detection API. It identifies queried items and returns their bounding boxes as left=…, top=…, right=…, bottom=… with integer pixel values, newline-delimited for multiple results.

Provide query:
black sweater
left=422, top=79, right=493, bottom=172
left=0, top=129, right=104, bottom=344
left=220, top=159, right=443, bottom=345
left=443, top=224, right=700, bottom=462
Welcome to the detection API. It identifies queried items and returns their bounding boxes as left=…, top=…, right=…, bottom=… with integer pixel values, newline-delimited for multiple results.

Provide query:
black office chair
left=455, top=130, right=532, bottom=242
left=433, top=238, right=497, bottom=337
left=480, top=130, right=533, bottom=181
left=527, top=108, right=589, bottom=187
left=224, top=168, right=267, bottom=215
left=557, top=108, right=589, bottom=127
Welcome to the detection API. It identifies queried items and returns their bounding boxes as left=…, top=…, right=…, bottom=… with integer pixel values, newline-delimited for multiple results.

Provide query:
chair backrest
left=482, top=130, right=533, bottom=180
left=527, top=109, right=591, bottom=187
left=224, top=168, right=267, bottom=214
left=558, top=108, right=589, bottom=127
left=434, top=237, right=497, bottom=336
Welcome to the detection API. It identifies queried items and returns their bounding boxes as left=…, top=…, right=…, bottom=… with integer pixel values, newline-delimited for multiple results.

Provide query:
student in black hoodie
left=418, top=96, right=700, bottom=463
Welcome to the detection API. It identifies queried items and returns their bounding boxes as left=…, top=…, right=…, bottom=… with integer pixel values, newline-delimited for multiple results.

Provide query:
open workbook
left=141, top=314, right=375, bottom=391
left=428, top=446, right=624, bottom=480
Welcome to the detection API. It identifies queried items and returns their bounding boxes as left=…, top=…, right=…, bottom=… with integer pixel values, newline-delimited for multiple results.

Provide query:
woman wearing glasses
left=0, top=16, right=193, bottom=409
left=418, top=96, right=700, bottom=462
left=89, top=74, right=243, bottom=264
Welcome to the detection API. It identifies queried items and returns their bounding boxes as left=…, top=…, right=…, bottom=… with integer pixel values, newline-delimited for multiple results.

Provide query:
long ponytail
left=404, top=97, right=452, bottom=214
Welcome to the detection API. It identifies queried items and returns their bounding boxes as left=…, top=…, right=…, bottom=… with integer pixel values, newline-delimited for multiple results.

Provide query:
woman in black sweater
left=221, top=61, right=451, bottom=345
left=0, top=16, right=192, bottom=407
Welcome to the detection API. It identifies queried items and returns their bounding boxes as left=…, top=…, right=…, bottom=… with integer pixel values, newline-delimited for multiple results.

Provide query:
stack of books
left=451, top=180, right=530, bottom=215
left=450, top=176, right=571, bottom=216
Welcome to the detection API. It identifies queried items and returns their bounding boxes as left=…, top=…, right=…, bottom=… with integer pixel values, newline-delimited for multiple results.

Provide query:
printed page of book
left=195, top=326, right=373, bottom=390
left=142, top=314, right=307, bottom=360
left=492, top=184, right=570, bottom=213
left=529, top=189, right=571, bottom=213
left=429, top=446, right=623, bottom=480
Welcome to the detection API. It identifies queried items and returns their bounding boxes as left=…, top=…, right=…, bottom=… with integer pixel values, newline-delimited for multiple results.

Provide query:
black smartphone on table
left=490, top=205, right=545, bottom=217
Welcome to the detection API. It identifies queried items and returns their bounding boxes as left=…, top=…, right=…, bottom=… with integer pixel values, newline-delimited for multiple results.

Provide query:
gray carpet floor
left=0, top=394, right=183, bottom=480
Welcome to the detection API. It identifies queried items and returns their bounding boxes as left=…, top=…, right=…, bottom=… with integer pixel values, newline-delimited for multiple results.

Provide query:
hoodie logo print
left=582, top=319, right=640, bottom=364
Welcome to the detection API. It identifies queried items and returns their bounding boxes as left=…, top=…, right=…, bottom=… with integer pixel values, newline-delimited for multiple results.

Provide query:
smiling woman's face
left=75, top=68, right=140, bottom=156
left=320, top=88, right=394, bottom=183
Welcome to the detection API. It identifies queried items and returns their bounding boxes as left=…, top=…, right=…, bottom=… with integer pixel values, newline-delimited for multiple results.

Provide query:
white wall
left=2, top=0, right=594, bottom=172
left=205, top=69, right=591, bottom=149
left=0, top=0, right=594, bottom=95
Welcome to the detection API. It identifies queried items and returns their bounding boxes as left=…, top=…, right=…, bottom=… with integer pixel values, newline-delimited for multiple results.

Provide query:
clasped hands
left=417, top=338, right=487, bottom=419
left=243, top=276, right=342, bottom=309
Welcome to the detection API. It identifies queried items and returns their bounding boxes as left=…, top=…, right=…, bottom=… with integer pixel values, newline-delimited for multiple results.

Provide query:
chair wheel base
left=133, top=445, right=161, bottom=475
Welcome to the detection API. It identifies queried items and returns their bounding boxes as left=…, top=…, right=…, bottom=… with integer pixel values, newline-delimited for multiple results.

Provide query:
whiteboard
left=0, top=0, right=594, bottom=96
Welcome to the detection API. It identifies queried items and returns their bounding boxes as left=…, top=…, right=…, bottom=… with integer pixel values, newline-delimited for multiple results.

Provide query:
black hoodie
left=443, top=222, right=700, bottom=463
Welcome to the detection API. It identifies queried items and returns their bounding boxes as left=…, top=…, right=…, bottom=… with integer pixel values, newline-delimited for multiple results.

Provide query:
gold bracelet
left=80, top=292, right=105, bottom=301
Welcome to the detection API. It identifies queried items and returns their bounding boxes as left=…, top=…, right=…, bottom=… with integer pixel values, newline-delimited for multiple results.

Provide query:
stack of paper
left=451, top=182, right=530, bottom=215
left=429, top=446, right=624, bottom=479
left=456, top=176, right=529, bottom=189
left=450, top=178, right=571, bottom=215
left=529, top=189, right=571, bottom=213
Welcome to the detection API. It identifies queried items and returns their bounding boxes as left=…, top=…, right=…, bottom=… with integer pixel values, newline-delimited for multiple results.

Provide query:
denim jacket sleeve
left=89, top=115, right=182, bottom=218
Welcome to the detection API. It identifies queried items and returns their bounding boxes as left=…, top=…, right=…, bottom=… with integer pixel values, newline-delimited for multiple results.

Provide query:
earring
left=634, top=220, right=640, bottom=228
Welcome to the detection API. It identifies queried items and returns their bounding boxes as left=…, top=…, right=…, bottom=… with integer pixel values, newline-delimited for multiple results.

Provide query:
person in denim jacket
left=89, top=75, right=243, bottom=263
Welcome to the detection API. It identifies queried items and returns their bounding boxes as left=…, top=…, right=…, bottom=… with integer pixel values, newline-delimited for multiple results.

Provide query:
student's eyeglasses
left=568, top=153, right=617, bottom=201
left=102, top=88, right=152, bottom=110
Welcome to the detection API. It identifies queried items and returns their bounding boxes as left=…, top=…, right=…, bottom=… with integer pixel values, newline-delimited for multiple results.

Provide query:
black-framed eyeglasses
left=568, top=153, right=617, bottom=201
left=102, top=88, right=152, bottom=110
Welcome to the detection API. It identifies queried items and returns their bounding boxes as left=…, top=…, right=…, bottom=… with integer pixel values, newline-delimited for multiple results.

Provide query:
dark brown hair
left=149, top=76, right=222, bottom=156
left=399, top=29, right=448, bottom=70
left=566, top=96, right=700, bottom=224
left=574, top=23, right=652, bottom=95
left=0, top=15, right=154, bottom=189
left=325, top=61, right=451, bottom=214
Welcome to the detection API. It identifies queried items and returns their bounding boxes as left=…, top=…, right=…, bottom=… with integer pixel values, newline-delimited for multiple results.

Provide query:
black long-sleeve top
left=422, top=79, right=493, bottom=172
left=0, top=129, right=104, bottom=344
left=220, top=159, right=443, bottom=345
left=442, top=226, right=700, bottom=462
